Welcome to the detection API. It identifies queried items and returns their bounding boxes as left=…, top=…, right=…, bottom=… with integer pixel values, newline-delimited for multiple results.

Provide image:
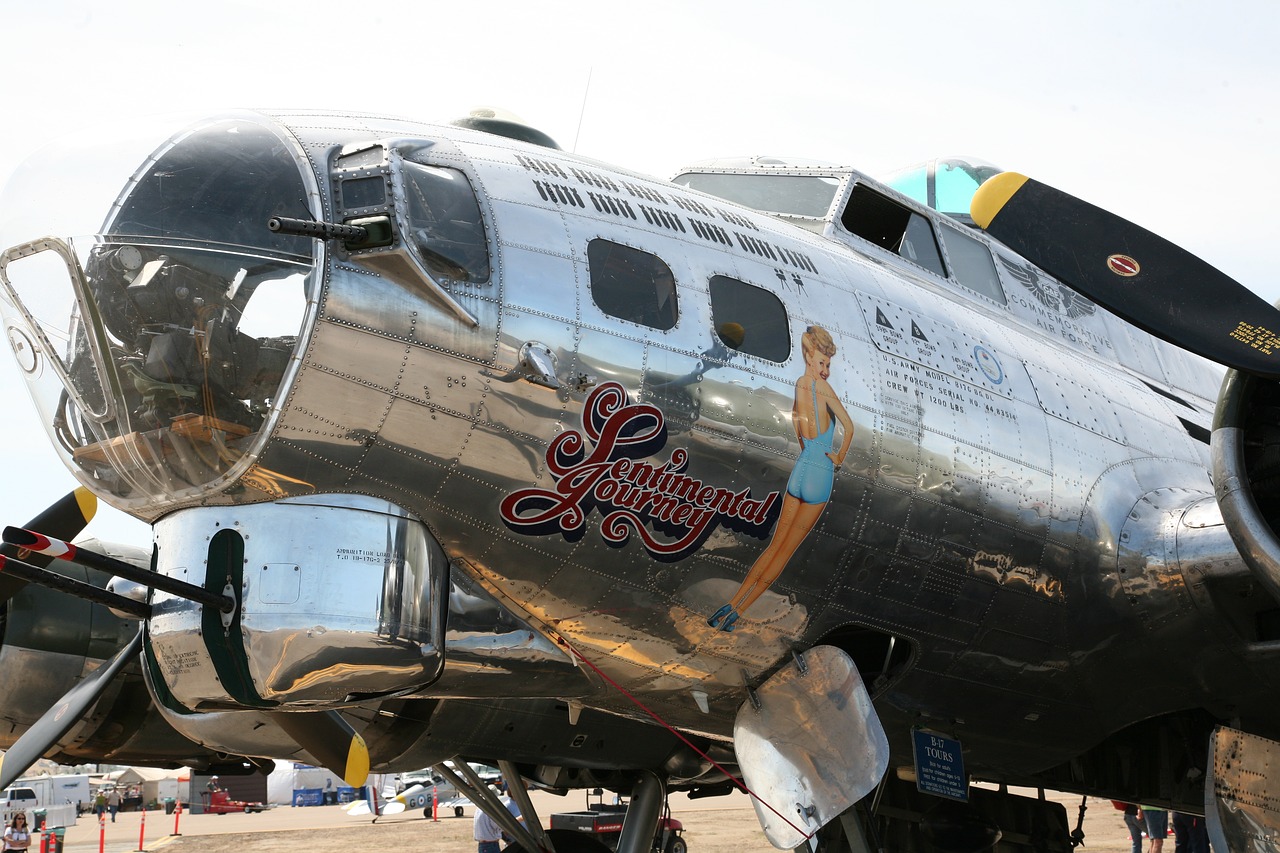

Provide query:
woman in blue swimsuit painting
left=709, top=325, right=854, bottom=632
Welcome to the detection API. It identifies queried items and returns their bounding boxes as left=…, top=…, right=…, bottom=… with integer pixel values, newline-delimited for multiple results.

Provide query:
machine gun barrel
left=267, top=216, right=368, bottom=242
left=0, top=553, right=151, bottom=619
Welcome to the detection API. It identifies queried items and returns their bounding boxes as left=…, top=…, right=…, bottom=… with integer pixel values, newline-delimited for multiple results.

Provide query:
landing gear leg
left=617, top=772, right=665, bottom=853
left=434, top=759, right=547, bottom=853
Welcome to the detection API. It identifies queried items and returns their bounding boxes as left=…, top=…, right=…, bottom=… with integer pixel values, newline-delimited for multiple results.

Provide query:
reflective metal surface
left=3, top=109, right=1277, bottom=834
left=1214, top=369, right=1280, bottom=604
left=149, top=495, right=446, bottom=708
left=733, top=646, right=889, bottom=849
left=1207, top=726, right=1280, bottom=853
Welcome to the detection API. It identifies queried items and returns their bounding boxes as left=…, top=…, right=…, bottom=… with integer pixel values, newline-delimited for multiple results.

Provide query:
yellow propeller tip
left=73, top=487, right=98, bottom=523
left=344, top=734, right=370, bottom=788
left=970, top=172, right=1030, bottom=230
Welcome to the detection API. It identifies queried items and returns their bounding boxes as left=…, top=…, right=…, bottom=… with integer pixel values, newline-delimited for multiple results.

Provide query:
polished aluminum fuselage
left=6, top=112, right=1269, bottom=783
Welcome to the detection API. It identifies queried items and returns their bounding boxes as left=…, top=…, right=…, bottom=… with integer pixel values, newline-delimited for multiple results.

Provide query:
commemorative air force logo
left=499, top=382, right=780, bottom=562
left=998, top=256, right=1097, bottom=319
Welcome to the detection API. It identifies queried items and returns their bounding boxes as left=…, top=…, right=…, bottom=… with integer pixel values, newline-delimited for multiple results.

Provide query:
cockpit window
left=841, top=184, right=947, bottom=278
left=86, top=243, right=305, bottom=432
left=880, top=157, right=1003, bottom=224
left=671, top=173, right=840, bottom=218
left=939, top=223, right=1006, bottom=305
left=588, top=240, right=678, bottom=330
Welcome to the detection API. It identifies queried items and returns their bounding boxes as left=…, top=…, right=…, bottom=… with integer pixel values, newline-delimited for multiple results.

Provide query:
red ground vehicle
left=550, top=792, right=686, bottom=853
left=201, top=789, right=269, bottom=814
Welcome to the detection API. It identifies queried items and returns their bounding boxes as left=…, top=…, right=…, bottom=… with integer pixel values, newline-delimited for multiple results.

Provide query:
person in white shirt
left=2, top=813, right=31, bottom=852
left=473, top=790, right=521, bottom=853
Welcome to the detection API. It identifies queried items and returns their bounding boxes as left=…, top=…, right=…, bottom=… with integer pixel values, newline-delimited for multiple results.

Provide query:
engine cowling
left=148, top=495, right=447, bottom=711
left=1213, top=369, right=1280, bottom=605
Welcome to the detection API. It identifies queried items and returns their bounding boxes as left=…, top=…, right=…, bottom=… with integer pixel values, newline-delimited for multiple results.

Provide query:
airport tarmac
left=52, top=789, right=1140, bottom=853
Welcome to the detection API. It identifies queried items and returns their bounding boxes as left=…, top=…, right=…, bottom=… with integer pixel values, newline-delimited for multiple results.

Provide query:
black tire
left=665, top=835, right=688, bottom=853
left=455, top=805, right=465, bottom=817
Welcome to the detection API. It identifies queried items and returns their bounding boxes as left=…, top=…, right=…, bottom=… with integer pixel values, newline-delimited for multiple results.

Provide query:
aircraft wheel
left=424, top=806, right=432, bottom=818
left=665, top=836, right=688, bottom=853
left=504, top=828, right=613, bottom=853
left=455, top=806, right=465, bottom=818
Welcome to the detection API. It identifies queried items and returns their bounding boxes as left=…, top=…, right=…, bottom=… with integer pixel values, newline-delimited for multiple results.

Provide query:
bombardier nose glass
left=0, top=116, right=318, bottom=511
left=85, top=242, right=306, bottom=432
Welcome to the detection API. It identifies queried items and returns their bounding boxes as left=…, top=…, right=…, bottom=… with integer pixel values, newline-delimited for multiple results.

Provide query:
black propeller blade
left=0, top=487, right=97, bottom=601
left=0, top=628, right=142, bottom=789
left=273, top=710, right=370, bottom=788
left=971, top=172, right=1280, bottom=378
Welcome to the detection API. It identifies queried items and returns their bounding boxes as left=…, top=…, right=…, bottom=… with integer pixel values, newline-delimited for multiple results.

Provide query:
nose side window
left=587, top=239, right=678, bottom=331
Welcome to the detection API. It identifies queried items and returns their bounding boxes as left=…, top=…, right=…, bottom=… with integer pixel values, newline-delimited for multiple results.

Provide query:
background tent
left=107, top=767, right=188, bottom=808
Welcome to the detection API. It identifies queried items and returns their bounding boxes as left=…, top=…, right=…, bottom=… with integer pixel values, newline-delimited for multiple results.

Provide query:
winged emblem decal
left=998, top=256, right=1097, bottom=319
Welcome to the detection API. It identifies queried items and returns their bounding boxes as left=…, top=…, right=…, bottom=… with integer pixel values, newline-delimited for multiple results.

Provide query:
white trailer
left=1, top=774, right=86, bottom=828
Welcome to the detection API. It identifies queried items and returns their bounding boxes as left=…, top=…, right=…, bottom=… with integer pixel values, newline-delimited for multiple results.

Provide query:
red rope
left=559, top=640, right=812, bottom=840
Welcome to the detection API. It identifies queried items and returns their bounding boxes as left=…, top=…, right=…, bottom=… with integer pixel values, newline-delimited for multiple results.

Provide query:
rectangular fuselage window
left=708, top=275, right=791, bottom=362
left=588, top=239, right=679, bottom=330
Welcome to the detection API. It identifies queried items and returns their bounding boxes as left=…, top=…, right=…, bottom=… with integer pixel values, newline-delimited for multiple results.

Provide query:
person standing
left=93, top=791, right=106, bottom=819
left=473, top=788, right=521, bottom=853
left=1114, top=802, right=1145, bottom=853
left=2, top=813, right=30, bottom=852
left=1141, top=806, right=1169, bottom=853
left=107, top=788, right=121, bottom=823
left=1173, top=812, right=1210, bottom=853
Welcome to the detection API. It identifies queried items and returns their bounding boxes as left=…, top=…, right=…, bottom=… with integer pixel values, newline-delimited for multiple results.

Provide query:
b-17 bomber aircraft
left=1, top=109, right=1279, bottom=853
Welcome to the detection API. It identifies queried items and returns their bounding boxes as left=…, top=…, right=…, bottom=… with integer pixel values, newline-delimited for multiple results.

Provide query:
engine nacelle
left=0, top=543, right=136, bottom=739
left=148, top=495, right=446, bottom=711
left=1213, top=370, right=1280, bottom=607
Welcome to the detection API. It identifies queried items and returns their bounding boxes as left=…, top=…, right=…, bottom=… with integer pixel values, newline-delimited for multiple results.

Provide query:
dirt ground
left=56, top=790, right=1140, bottom=853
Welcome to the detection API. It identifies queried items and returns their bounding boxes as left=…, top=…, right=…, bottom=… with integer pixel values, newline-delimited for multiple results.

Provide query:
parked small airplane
left=343, top=777, right=463, bottom=820
left=349, top=762, right=500, bottom=818
left=1, top=107, right=1278, bottom=853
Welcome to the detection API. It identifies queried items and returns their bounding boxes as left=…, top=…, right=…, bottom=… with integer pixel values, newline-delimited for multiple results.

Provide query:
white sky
left=0, top=0, right=1276, bottom=546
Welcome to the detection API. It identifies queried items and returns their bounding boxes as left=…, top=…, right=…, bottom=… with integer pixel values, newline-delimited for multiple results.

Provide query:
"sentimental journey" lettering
left=499, top=383, right=780, bottom=562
